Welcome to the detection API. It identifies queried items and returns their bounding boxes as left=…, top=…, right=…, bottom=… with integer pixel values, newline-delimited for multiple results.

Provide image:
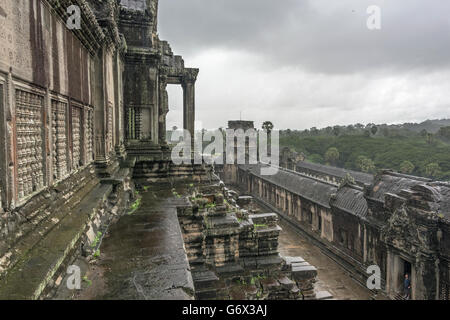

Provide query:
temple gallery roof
left=367, top=171, right=431, bottom=203
left=296, top=161, right=374, bottom=185
left=240, top=164, right=450, bottom=219
left=414, top=182, right=450, bottom=219
left=331, top=187, right=368, bottom=218
left=240, top=164, right=337, bottom=208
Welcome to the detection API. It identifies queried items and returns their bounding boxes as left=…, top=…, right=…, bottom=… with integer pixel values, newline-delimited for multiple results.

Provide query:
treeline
left=280, top=122, right=450, bottom=181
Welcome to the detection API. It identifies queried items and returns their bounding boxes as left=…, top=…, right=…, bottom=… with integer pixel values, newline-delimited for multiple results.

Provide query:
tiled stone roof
left=296, top=161, right=374, bottom=185
left=240, top=164, right=337, bottom=208
left=331, top=187, right=368, bottom=218
left=368, top=171, right=431, bottom=203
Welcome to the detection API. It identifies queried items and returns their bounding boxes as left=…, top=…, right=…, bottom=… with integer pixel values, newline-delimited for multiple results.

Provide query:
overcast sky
left=158, top=0, right=450, bottom=130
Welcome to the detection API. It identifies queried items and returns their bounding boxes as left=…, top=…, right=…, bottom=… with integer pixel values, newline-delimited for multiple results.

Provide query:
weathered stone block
left=291, top=265, right=318, bottom=281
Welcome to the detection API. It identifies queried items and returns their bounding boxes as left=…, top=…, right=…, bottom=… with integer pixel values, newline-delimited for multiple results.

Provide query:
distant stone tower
left=222, top=120, right=256, bottom=184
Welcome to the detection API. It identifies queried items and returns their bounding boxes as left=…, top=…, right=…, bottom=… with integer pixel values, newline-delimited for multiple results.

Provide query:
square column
left=158, top=74, right=169, bottom=145
left=182, top=69, right=198, bottom=139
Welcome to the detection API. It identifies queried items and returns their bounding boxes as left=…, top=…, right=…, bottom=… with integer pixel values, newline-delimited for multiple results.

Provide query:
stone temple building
left=0, top=0, right=204, bottom=298
left=220, top=120, right=450, bottom=300
left=0, top=0, right=448, bottom=301
left=0, top=0, right=198, bottom=220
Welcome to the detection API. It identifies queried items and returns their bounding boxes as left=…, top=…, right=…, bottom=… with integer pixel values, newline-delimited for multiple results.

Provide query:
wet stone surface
left=278, top=219, right=375, bottom=300
left=58, top=184, right=195, bottom=300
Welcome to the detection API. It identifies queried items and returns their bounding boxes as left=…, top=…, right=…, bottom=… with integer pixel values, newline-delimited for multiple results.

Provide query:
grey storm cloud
left=159, top=0, right=450, bottom=74
left=158, top=0, right=450, bottom=130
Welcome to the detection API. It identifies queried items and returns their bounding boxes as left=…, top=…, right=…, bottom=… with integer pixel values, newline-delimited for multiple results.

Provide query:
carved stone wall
left=51, top=100, right=68, bottom=180
left=126, top=107, right=142, bottom=140
left=15, top=89, right=45, bottom=200
left=85, top=107, right=94, bottom=163
left=0, top=0, right=200, bottom=299
left=71, top=105, right=83, bottom=170
left=107, top=103, right=113, bottom=154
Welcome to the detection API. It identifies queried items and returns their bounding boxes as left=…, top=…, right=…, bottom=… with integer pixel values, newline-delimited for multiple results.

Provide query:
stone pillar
left=0, top=80, right=6, bottom=210
left=158, top=74, right=168, bottom=145
left=182, top=69, right=199, bottom=140
left=113, top=50, right=125, bottom=155
left=92, top=50, right=108, bottom=171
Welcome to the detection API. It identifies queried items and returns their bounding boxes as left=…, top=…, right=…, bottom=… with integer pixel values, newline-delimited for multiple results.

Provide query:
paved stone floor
left=55, top=184, right=194, bottom=300
left=278, top=219, right=377, bottom=300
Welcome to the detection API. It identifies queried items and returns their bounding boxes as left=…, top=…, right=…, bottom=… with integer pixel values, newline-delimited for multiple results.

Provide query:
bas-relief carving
left=107, top=103, right=113, bottom=154
left=85, top=107, right=94, bottom=162
left=51, top=100, right=68, bottom=180
left=72, top=106, right=82, bottom=170
left=15, top=89, right=45, bottom=200
left=95, top=132, right=106, bottom=161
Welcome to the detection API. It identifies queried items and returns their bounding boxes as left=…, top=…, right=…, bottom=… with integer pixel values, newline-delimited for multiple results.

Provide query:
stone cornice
left=90, top=0, right=122, bottom=49
left=45, top=0, right=106, bottom=56
left=119, top=5, right=154, bottom=26
left=124, top=47, right=160, bottom=64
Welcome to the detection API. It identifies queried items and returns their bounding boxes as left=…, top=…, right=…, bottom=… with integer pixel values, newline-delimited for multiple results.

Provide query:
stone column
left=92, top=49, right=108, bottom=172
left=0, top=80, right=7, bottom=210
left=158, top=74, right=169, bottom=145
left=182, top=69, right=199, bottom=140
left=113, top=50, right=125, bottom=155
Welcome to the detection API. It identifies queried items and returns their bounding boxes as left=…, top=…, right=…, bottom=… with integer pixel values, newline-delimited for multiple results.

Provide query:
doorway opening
left=166, top=84, right=183, bottom=145
left=397, top=258, right=412, bottom=298
left=404, top=260, right=412, bottom=277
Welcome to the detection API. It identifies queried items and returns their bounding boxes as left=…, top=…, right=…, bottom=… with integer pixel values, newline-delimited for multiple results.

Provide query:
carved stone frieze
left=51, top=100, right=68, bottom=180
left=15, top=89, right=45, bottom=199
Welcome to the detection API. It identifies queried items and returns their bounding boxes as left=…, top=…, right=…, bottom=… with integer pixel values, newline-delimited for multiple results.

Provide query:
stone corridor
left=278, top=220, right=385, bottom=300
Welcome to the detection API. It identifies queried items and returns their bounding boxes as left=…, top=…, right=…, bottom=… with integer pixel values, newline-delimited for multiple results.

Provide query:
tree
left=400, top=161, right=415, bottom=174
left=425, top=162, right=441, bottom=178
left=371, top=126, right=378, bottom=136
left=420, top=129, right=428, bottom=137
left=332, top=126, right=341, bottom=137
left=262, top=121, right=274, bottom=134
left=356, top=156, right=376, bottom=173
left=426, top=133, right=434, bottom=145
left=346, top=125, right=355, bottom=134
left=309, top=154, right=324, bottom=164
left=310, top=127, right=319, bottom=136
left=325, top=147, right=339, bottom=165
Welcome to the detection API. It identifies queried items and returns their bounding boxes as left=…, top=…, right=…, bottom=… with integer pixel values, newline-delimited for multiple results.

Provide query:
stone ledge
left=0, top=183, right=114, bottom=300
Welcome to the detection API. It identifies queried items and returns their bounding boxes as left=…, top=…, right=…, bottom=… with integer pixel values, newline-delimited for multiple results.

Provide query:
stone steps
left=0, top=183, right=114, bottom=300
